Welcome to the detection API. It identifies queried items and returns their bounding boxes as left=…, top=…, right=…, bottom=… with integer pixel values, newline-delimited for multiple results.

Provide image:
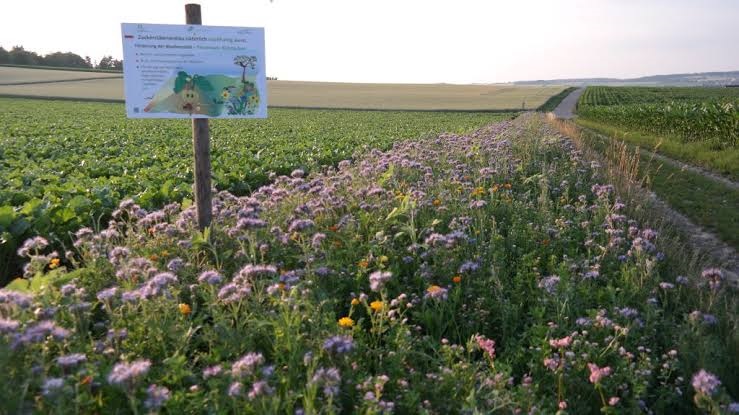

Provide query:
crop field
left=577, top=86, right=739, bottom=178
left=0, top=67, right=565, bottom=110
left=0, top=66, right=122, bottom=85
left=0, top=97, right=512, bottom=284
left=1, top=114, right=735, bottom=413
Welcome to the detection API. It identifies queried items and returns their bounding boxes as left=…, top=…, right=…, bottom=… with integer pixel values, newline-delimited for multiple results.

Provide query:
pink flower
left=543, top=357, right=559, bottom=371
left=549, top=336, right=572, bottom=349
left=475, top=335, right=496, bottom=360
left=588, top=363, right=612, bottom=384
left=608, top=397, right=620, bottom=406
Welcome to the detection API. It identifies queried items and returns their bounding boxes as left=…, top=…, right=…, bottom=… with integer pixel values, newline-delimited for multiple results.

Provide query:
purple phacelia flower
left=288, top=219, right=314, bottom=233
left=96, top=287, right=118, bottom=302
left=144, top=384, right=171, bottom=410
left=42, top=377, right=64, bottom=397
left=198, top=270, right=223, bottom=285
left=311, top=367, right=341, bottom=397
left=108, top=359, right=151, bottom=387
left=692, top=369, right=721, bottom=395
left=167, top=258, right=185, bottom=272
left=232, top=352, right=265, bottom=377
left=203, top=365, right=222, bottom=379
left=369, top=271, right=392, bottom=292
left=323, top=335, right=354, bottom=354
left=248, top=380, right=274, bottom=400
left=228, top=381, right=243, bottom=397
left=56, top=353, right=87, bottom=369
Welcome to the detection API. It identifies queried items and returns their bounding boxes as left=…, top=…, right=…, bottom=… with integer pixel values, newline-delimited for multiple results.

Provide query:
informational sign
left=121, top=23, right=266, bottom=118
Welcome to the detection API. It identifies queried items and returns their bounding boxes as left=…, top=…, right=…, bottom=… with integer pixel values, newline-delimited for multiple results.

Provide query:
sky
left=1, top=0, right=738, bottom=84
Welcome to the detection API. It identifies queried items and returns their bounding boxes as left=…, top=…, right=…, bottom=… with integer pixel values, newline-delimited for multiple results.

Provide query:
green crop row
left=0, top=98, right=512, bottom=284
left=579, top=86, right=739, bottom=107
left=577, top=87, right=739, bottom=149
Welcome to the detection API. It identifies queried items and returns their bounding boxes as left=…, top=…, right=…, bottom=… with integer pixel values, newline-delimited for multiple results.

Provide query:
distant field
left=0, top=66, right=564, bottom=110
left=0, top=66, right=122, bottom=85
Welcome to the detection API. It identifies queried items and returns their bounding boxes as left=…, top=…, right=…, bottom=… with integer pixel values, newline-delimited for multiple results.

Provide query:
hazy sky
left=1, top=0, right=738, bottom=83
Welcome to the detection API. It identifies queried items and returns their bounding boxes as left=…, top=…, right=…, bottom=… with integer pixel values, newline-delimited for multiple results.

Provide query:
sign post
left=185, top=3, right=212, bottom=231
left=120, top=7, right=267, bottom=232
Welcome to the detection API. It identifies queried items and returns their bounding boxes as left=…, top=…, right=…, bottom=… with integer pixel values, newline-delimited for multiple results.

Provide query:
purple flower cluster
left=692, top=369, right=721, bottom=395
left=198, top=270, right=223, bottom=285
left=12, top=320, right=70, bottom=348
left=232, top=352, right=265, bottom=377
left=323, top=335, right=355, bottom=355
left=369, top=271, right=392, bottom=292
left=144, top=384, right=171, bottom=410
left=311, top=367, right=341, bottom=397
left=108, top=359, right=151, bottom=387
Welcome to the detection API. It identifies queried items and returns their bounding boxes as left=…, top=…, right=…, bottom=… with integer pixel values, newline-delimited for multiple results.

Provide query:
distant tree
left=9, top=46, right=41, bottom=65
left=233, top=55, right=257, bottom=82
left=43, top=51, right=90, bottom=68
left=97, top=55, right=122, bottom=70
left=0, top=47, right=9, bottom=64
left=84, top=56, right=93, bottom=68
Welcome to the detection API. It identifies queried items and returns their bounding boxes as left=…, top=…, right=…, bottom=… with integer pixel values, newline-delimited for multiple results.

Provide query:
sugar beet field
left=0, top=92, right=737, bottom=413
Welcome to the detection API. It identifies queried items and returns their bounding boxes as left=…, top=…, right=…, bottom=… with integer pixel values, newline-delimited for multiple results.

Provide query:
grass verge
left=562, top=118, right=739, bottom=250
left=576, top=118, right=739, bottom=181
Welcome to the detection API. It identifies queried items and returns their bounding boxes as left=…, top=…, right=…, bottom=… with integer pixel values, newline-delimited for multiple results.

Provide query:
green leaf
left=5, top=278, right=30, bottom=292
left=0, top=206, right=16, bottom=228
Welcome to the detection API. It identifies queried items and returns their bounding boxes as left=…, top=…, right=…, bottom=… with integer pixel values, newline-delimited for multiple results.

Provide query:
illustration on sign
left=121, top=23, right=267, bottom=119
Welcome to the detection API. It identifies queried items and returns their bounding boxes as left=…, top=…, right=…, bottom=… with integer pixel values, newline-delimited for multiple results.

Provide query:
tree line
left=0, top=46, right=123, bottom=70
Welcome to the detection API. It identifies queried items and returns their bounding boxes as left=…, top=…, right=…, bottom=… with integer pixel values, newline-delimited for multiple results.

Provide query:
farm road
left=553, top=87, right=585, bottom=119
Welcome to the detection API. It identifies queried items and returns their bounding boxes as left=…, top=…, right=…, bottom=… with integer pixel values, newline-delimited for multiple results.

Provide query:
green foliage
left=0, top=98, right=510, bottom=284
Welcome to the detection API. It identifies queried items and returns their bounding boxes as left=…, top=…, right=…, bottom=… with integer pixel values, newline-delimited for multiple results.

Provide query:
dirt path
left=553, top=87, right=585, bottom=119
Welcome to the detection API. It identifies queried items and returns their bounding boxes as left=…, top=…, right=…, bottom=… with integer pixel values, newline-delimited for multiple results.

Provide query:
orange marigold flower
left=427, top=285, right=443, bottom=294
left=80, top=375, right=93, bottom=386
left=504, top=183, right=512, bottom=189
left=149, top=254, right=159, bottom=261
left=49, top=258, right=61, bottom=269
left=178, top=303, right=192, bottom=316
left=452, top=275, right=462, bottom=284
left=492, top=185, right=500, bottom=193
left=338, top=317, right=354, bottom=328
left=358, top=260, right=369, bottom=268
left=432, top=199, right=442, bottom=206
left=370, top=300, right=384, bottom=312
left=329, top=225, right=339, bottom=232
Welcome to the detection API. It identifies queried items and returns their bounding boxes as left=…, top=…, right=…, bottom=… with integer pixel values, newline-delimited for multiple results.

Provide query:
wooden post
left=186, top=3, right=212, bottom=230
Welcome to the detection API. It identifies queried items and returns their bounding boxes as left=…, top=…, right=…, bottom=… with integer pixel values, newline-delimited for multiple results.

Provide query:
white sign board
left=121, top=23, right=266, bottom=118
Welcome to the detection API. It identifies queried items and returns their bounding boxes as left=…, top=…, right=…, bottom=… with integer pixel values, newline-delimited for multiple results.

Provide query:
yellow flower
left=49, top=258, right=61, bottom=269
left=379, top=255, right=389, bottom=264
left=338, top=317, right=354, bottom=328
left=351, top=298, right=360, bottom=306
left=221, top=90, right=230, bottom=99
left=471, top=187, right=486, bottom=197
left=358, top=260, right=369, bottom=268
left=370, top=300, right=384, bottom=312
left=178, top=303, right=192, bottom=316
left=432, top=199, right=442, bottom=206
